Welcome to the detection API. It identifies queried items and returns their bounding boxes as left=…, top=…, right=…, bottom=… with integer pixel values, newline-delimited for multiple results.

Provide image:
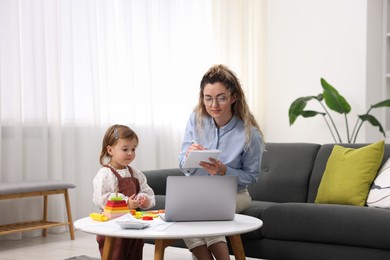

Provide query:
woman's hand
left=185, top=142, right=205, bottom=157
left=200, top=158, right=227, bottom=175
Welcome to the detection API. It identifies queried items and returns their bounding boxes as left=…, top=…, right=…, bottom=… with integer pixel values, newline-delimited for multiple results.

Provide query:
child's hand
left=136, top=194, right=150, bottom=209
left=127, top=194, right=140, bottom=209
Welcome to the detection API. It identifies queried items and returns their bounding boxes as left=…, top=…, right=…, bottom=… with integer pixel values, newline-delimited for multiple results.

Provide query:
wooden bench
left=0, top=180, right=76, bottom=240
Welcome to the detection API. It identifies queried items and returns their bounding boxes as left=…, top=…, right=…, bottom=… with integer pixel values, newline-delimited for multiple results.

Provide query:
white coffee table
left=74, top=214, right=262, bottom=260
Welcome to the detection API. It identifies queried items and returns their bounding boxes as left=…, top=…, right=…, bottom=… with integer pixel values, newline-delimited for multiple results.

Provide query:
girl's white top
left=92, top=165, right=156, bottom=211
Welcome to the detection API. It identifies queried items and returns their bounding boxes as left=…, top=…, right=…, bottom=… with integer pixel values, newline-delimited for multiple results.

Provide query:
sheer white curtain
left=212, top=0, right=267, bottom=128
left=0, top=0, right=265, bottom=238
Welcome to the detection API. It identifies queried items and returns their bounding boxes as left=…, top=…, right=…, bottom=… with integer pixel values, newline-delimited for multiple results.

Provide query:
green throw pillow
left=315, top=140, right=385, bottom=206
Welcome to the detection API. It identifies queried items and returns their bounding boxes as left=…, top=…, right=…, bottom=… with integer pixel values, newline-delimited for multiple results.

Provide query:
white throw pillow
left=367, top=157, right=390, bottom=208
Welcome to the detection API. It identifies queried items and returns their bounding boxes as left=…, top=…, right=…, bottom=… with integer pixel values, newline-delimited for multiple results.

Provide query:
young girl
left=93, top=124, right=155, bottom=260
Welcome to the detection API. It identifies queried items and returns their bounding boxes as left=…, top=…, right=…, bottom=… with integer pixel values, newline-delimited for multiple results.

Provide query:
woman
left=179, top=64, right=265, bottom=260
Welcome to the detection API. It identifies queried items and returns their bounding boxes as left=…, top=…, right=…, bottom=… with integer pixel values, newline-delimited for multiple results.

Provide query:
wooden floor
left=0, top=231, right=262, bottom=259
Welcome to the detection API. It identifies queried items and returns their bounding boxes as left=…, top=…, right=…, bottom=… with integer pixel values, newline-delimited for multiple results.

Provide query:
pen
left=192, top=140, right=205, bottom=150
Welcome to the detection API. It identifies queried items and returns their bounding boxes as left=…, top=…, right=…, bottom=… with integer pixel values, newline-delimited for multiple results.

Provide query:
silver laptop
left=161, top=176, right=237, bottom=222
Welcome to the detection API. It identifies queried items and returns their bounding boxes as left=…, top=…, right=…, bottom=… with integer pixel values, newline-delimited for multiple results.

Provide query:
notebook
left=183, top=150, right=221, bottom=168
left=161, top=175, right=238, bottom=222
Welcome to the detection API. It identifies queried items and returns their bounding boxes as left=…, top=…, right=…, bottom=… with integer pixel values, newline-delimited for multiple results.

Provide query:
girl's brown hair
left=99, top=124, right=139, bottom=165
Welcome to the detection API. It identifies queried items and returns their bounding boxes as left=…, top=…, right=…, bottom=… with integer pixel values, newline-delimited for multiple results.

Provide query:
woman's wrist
left=220, top=165, right=227, bottom=175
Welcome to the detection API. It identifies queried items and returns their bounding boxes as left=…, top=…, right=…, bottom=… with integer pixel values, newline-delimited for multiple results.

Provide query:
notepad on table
left=183, top=150, right=221, bottom=168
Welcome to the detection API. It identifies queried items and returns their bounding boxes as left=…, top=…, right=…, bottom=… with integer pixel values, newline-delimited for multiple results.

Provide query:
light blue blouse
left=179, top=112, right=264, bottom=192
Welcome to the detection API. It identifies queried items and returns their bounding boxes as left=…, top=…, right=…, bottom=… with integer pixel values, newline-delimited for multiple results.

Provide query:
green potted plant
left=288, top=78, right=390, bottom=143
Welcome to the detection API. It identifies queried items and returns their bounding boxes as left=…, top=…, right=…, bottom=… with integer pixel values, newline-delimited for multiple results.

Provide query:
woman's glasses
left=203, top=95, right=230, bottom=106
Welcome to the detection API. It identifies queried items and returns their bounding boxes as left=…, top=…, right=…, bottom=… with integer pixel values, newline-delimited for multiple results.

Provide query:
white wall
left=264, top=0, right=378, bottom=144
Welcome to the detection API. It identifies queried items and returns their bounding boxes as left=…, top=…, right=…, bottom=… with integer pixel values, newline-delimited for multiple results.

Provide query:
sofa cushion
left=261, top=202, right=390, bottom=251
left=143, top=168, right=185, bottom=195
left=149, top=195, right=166, bottom=210
left=315, top=141, right=384, bottom=206
left=248, top=143, right=320, bottom=203
left=308, top=143, right=390, bottom=203
left=367, top=157, right=390, bottom=208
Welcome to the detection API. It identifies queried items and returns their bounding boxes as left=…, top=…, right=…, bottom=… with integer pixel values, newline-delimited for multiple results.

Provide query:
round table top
left=74, top=213, right=262, bottom=239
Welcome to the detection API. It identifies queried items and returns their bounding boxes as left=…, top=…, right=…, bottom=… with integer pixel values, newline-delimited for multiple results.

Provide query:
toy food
left=90, top=212, right=109, bottom=222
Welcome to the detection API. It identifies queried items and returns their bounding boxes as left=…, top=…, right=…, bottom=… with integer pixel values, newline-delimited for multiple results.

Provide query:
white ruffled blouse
left=92, top=165, right=155, bottom=211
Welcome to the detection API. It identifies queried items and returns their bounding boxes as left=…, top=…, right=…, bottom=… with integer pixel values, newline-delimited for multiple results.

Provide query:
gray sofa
left=143, top=143, right=390, bottom=260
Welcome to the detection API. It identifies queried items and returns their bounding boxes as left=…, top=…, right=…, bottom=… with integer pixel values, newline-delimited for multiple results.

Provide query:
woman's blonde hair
left=99, top=124, right=138, bottom=165
left=195, top=64, right=263, bottom=145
